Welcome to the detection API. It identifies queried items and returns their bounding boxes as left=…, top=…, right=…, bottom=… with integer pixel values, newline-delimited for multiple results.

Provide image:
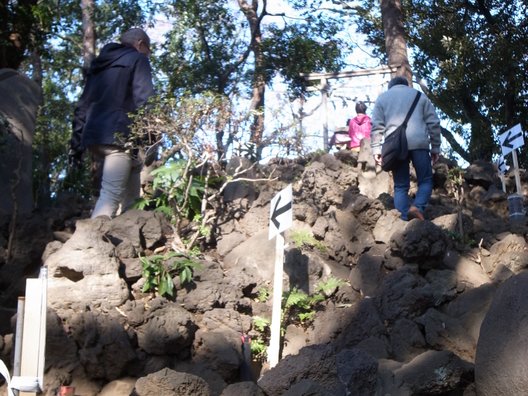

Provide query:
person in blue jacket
left=370, top=76, right=441, bottom=221
left=70, top=28, right=155, bottom=218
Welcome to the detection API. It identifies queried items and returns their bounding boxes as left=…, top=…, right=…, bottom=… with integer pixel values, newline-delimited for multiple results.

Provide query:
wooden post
left=268, top=233, right=285, bottom=368
left=500, top=174, right=507, bottom=193
left=512, top=149, right=522, bottom=195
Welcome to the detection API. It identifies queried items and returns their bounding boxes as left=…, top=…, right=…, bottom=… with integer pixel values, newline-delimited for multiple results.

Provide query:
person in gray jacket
left=371, top=76, right=441, bottom=220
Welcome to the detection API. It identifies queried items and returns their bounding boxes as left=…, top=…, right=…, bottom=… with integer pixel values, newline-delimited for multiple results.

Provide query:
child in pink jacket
left=348, top=101, right=372, bottom=152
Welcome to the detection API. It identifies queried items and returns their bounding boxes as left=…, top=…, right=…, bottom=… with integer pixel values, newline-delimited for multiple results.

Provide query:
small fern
left=252, top=316, right=271, bottom=333
left=289, top=229, right=326, bottom=252
left=316, top=276, right=346, bottom=297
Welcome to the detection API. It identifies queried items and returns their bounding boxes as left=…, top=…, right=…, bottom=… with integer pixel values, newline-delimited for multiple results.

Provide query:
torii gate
left=300, top=65, right=400, bottom=150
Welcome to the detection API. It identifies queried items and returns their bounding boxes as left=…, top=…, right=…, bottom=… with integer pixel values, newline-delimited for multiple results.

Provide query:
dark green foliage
left=0, top=0, right=40, bottom=69
left=157, top=0, right=246, bottom=96
left=157, top=0, right=349, bottom=99
left=263, top=23, right=346, bottom=98
left=140, top=251, right=200, bottom=298
left=136, top=159, right=206, bottom=221
left=354, top=0, right=528, bottom=163
left=33, top=75, right=89, bottom=203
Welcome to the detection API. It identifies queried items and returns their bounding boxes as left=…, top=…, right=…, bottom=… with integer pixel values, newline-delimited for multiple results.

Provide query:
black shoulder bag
left=381, top=92, right=421, bottom=172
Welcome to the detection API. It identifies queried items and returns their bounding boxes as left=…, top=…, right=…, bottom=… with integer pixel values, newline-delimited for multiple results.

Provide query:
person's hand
left=431, top=152, right=440, bottom=165
left=68, top=149, right=83, bottom=168
left=374, top=154, right=382, bottom=165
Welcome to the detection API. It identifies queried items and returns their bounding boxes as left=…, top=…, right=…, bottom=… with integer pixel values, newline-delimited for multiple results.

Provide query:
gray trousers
left=89, top=145, right=142, bottom=218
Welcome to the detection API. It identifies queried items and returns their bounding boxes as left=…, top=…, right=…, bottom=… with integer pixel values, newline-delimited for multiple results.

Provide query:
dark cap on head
left=388, top=76, right=410, bottom=89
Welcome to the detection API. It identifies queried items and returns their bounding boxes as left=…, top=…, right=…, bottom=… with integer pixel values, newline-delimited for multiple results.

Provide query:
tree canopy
left=153, top=0, right=350, bottom=158
left=355, top=0, right=528, bottom=163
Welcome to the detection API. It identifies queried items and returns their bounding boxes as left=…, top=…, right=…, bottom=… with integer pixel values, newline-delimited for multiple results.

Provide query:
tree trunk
left=380, top=0, right=412, bottom=83
left=81, top=0, right=96, bottom=76
left=238, top=0, right=266, bottom=159
left=459, top=90, right=494, bottom=161
left=79, top=0, right=101, bottom=194
left=31, top=47, right=52, bottom=208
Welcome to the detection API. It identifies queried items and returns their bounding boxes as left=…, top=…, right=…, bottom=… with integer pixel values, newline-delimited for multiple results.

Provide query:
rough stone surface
left=258, top=344, right=342, bottom=395
left=393, top=350, right=474, bottom=395
left=0, top=68, right=41, bottom=216
left=219, top=381, right=266, bottom=396
left=475, top=272, right=528, bottom=396
left=1, top=154, right=525, bottom=396
left=45, top=218, right=130, bottom=315
left=133, top=368, right=212, bottom=396
left=136, top=303, right=196, bottom=356
left=336, top=348, right=378, bottom=395
left=98, top=378, right=136, bottom=396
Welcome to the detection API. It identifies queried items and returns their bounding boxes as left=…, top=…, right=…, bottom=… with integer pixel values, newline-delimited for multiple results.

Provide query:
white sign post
left=268, top=184, right=293, bottom=368
left=499, top=124, right=525, bottom=220
left=19, top=268, right=47, bottom=396
left=0, top=268, right=48, bottom=396
left=496, top=157, right=508, bottom=193
left=500, top=123, right=524, bottom=195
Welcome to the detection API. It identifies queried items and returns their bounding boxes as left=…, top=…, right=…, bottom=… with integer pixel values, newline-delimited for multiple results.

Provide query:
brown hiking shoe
left=408, top=206, right=425, bottom=221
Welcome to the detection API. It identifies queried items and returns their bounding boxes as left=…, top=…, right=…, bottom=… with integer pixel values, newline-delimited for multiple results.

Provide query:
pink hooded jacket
left=348, top=114, right=372, bottom=149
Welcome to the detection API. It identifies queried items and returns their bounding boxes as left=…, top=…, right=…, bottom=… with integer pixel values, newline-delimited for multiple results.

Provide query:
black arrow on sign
left=271, top=196, right=292, bottom=229
left=502, top=129, right=523, bottom=149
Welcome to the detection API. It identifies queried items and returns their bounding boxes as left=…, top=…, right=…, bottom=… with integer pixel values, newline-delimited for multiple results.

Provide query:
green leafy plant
left=253, top=316, right=271, bottom=333
left=315, top=276, right=347, bottom=298
left=298, top=311, right=316, bottom=322
left=137, top=159, right=205, bottom=221
left=284, top=288, right=325, bottom=324
left=256, top=286, right=271, bottom=303
left=193, top=213, right=211, bottom=238
left=249, top=279, right=347, bottom=363
left=289, top=229, right=326, bottom=252
left=141, top=254, right=174, bottom=297
left=445, top=230, right=477, bottom=248
left=173, top=257, right=198, bottom=285
left=250, top=338, right=268, bottom=360
left=130, top=94, right=277, bottom=253
left=251, top=316, right=271, bottom=361
left=140, top=251, right=200, bottom=297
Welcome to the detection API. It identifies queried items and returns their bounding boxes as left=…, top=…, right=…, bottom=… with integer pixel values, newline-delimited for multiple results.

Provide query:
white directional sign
left=500, top=123, right=524, bottom=157
left=497, top=157, right=508, bottom=175
left=268, top=184, right=293, bottom=240
left=267, top=184, right=293, bottom=368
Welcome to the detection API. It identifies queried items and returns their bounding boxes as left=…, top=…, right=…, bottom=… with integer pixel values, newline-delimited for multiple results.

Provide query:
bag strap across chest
left=402, top=92, right=421, bottom=127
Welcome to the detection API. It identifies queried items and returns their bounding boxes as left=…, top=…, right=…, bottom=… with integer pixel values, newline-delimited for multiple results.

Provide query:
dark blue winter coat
left=71, top=43, right=155, bottom=150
